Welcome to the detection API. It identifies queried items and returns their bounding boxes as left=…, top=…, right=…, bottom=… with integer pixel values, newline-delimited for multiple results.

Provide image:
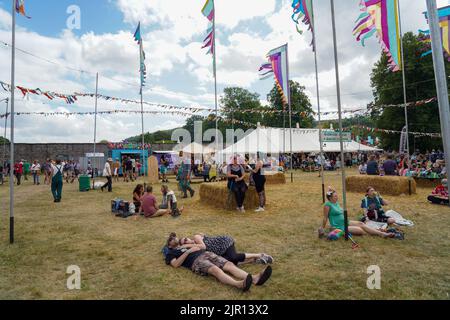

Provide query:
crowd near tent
left=217, top=127, right=380, bottom=158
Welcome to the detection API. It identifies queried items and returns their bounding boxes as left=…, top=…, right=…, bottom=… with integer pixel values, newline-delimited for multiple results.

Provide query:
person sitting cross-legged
left=165, top=233, right=273, bottom=292
left=140, top=186, right=171, bottom=218
left=427, top=179, right=449, bottom=205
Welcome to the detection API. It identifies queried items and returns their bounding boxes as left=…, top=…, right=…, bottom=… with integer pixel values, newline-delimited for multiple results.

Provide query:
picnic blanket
left=385, top=210, right=414, bottom=227
left=365, top=220, right=388, bottom=231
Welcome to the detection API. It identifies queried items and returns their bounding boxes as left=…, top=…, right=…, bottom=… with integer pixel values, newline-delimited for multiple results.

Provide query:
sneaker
left=240, top=207, right=246, bottom=213
left=261, top=254, right=274, bottom=264
left=255, top=207, right=265, bottom=212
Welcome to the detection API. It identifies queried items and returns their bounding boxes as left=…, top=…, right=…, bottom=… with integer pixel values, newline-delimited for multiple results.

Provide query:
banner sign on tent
left=321, top=131, right=352, bottom=143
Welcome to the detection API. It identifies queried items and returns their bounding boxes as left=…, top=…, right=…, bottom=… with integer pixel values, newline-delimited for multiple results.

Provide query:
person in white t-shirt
left=31, top=160, right=41, bottom=185
left=101, top=158, right=113, bottom=192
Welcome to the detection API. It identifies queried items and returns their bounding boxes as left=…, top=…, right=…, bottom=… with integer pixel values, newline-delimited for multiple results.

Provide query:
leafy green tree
left=266, top=80, right=314, bottom=128
left=370, top=32, right=448, bottom=151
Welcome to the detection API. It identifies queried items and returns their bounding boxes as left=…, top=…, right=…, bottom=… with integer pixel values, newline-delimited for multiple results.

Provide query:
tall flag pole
left=426, top=0, right=450, bottom=209
left=330, top=0, right=349, bottom=241
left=134, top=22, right=147, bottom=178
left=291, top=0, right=326, bottom=201
left=92, top=73, right=99, bottom=189
left=9, top=0, right=30, bottom=244
left=202, top=0, right=218, bottom=157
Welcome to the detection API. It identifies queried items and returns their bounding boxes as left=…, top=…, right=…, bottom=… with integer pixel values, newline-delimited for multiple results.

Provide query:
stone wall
left=0, top=143, right=177, bottom=163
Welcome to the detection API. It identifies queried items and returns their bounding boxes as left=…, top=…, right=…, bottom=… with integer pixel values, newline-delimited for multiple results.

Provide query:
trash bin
left=79, top=175, right=91, bottom=192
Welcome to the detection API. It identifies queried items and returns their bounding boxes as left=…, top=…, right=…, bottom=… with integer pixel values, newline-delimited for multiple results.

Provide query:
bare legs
left=208, top=262, right=268, bottom=289
left=349, top=221, right=393, bottom=238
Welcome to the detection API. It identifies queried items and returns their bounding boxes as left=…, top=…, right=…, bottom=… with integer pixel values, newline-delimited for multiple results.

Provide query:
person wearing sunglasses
left=178, top=234, right=273, bottom=266
left=165, top=233, right=272, bottom=292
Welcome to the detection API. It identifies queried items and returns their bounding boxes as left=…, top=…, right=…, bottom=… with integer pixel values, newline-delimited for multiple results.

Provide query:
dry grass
left=347, top=175, right=417, bottom=196
left=0, top=170, right=449, bottom=300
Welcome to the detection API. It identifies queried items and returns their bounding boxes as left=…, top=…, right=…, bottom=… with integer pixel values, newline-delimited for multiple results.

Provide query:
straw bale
left=346, top=175, right=416, bottom=196
left=199, top=183, right=260, bottom=210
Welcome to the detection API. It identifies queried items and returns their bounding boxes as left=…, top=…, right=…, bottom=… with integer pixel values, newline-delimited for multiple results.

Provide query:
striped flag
left=15, top=0, right=31, bottom=18
left=201, top=0, right=215, bottom=55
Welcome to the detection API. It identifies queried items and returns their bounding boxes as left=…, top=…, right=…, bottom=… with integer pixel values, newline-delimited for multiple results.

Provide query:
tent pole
left=330, top=0, right=349, bottom=240
left=286, top=43, right=293, bottom=183
left=93, top=73, right=98, bottom=189
left=9, top=0, right=16, bottom=244
left=311, top=1, right=326, bottom=203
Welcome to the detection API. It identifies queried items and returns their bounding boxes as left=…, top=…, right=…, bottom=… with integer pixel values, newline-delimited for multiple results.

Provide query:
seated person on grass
left=320, top=187, right=395, bottom=239
left=140, top=186, right=171, bottom=218
left=360, top=187, right=396, bottom=225
left=165, top=233, right=273, bottom=292
left=160, top=185, right=183, bottom=216
left=133, top=184, right=144, bottom=213
left=427, top=179, right=449, bottom=205
left=177, top=233, right=273, bottom=266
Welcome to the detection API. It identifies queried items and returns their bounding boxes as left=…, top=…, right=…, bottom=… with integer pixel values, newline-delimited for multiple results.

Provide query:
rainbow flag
left=260, top=45, right=290, bottom=106
left=420, top=5, right=450, bottom=61
left=15, top=0, right=31, bottom=18
left=291, top=0, right=314, bottom=50
left=353, top=0, right=401, bottom=72
left=201, top=0, right=215, bottom=55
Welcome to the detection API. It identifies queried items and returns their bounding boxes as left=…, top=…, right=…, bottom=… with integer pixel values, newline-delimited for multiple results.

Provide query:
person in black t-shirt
left=165, top=233, right=272, bottom=292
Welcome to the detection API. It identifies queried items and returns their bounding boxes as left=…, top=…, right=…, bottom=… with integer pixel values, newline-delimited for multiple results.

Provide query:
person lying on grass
left=165, top=233, right=272, bottom=292
left=320, top=187, right=395, bottom=239
left=177, top=234, right=273, bottom=266
left=360, top=187, right=396, bottom=225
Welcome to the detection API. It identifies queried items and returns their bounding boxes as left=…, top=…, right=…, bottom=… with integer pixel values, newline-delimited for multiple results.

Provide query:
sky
left=0, top=0, right=449, bottom=143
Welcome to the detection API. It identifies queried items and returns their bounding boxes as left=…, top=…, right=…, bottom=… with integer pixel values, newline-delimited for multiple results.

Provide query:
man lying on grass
left=165, top=233, right=272, bottom=292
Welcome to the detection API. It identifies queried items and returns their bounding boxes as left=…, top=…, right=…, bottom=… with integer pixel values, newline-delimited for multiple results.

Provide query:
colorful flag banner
left=260, top=45, right=289, bottom=106
left=133, top=22, right=147, bottom=93
left=353, top=0, right=402, bottom=72
left=420, top=5, right=450, bottom=61
left=15, top=0, right=31, bottom=18
left=201, top=0, right=215, bottom=55
left=291, top=0, right=314, bottom=49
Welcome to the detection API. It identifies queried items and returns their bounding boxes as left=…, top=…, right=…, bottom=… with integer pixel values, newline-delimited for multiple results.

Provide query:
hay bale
left=243, top=172, right=286, bottom=185
left=346, top=175, right=416, bottom=196
left=413, top=177, right=441, bottom=189
left=199, top=183, right=260, bottom=210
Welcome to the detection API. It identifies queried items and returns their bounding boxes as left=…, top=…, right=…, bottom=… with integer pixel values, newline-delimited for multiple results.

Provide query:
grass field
left=0, top=170, right=449, bottom=300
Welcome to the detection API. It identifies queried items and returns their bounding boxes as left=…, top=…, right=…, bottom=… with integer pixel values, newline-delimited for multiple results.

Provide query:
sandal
left=242, top=274, right=252, bottom=292
left=256, top=266, right=272, bottom=286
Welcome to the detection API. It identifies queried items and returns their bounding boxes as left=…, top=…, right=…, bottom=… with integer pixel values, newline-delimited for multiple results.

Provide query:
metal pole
left=141, top=90, right=145, bottom=179
left=426, top=0, right=450, bottom=208
left=9, top=0, right=16, bottom=244
left=93, top=73, right=98, bottom=188
left=213, top=3, right=219, bottom=156
left=2, top=98, right=8, bottom=165
left=330, top=0, right=348, bottom=240
left=311, top=1, right=326, bottom=203
left=398, top=0, right=411, bottom=168
left=286, top=43, right=294, bottom=183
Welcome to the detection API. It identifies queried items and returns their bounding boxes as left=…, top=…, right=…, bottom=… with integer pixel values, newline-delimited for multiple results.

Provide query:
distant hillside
left=126, top=128, right=179, bottom=144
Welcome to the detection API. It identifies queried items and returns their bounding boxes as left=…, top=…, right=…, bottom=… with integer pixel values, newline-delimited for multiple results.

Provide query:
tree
left=266, top=80, right=314, bottom=129
left=0, top=137, right=9, bottom=144
left=220, top=87, right=264, bottom=130
left=370, top=32, right=449, bottom=151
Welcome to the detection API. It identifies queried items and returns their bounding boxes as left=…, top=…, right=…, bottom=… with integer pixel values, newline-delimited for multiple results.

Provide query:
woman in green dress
left=320, top=187, right=394, bottom=238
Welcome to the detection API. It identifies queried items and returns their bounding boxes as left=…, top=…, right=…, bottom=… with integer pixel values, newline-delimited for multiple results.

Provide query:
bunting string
left=346, top=125, right=442, bottom=138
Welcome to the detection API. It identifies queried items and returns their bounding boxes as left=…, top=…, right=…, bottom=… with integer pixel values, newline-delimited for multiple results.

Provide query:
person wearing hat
left=101, top=158, right=113, bottom=192
left=428, top=179, right=449, bottom=205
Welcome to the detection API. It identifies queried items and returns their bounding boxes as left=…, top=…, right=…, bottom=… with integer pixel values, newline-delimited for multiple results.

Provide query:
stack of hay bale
left=346, top=176, right=416, bottom=196
left=199, top=183, right=259, bottom=210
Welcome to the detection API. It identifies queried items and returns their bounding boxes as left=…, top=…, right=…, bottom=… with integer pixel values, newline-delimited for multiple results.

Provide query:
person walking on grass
left=31, top=160, right=41, bottom=185
left=51, top=159, right=64, bottom=203
left=165, top=233, right=272, bottom=292
left=14, top=160, right=23, bottom=186
left=101, top=158, right=113, bottom=192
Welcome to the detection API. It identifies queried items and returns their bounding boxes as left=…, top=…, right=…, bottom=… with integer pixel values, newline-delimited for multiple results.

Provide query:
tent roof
left=218, top=128, right=381, bottom=154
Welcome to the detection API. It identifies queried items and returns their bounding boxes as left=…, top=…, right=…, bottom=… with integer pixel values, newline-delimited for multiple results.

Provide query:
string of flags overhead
left=347, top=125, right=442, bottom=138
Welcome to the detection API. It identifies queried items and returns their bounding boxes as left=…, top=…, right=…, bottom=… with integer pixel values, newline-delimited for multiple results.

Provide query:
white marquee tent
left=217, top=127, right=381, bottom=157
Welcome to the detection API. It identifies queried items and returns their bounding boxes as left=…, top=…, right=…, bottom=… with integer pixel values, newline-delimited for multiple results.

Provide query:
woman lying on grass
left=320, top=188, right=395, bottom=238
left=178, top=234, right=273, bottom=266
left=165, top=233, right=272, bottom=292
